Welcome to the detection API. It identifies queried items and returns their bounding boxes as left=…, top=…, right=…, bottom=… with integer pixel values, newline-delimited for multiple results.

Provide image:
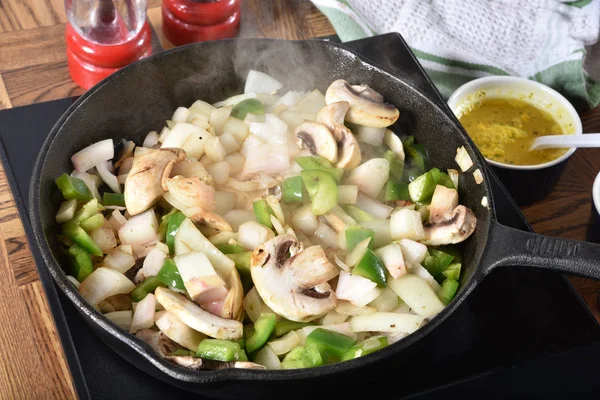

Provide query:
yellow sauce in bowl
left=458, top=98, right=569, bottom=166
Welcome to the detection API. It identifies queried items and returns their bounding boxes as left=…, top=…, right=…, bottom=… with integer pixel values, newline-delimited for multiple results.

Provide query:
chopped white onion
left=108, top=209, right=127, bottom=231
left=238, top=221, right=275, bottom=250
left=345, top=158, right=389, bottom=198
left=224, top=153, right=246, bottom=175
left=158, top=126, right=171, bottom=143
left=249, top=114, right=288, bottom=144
left=56, top=199, right=77, bottom=224
left=333, top=254, right=350, bottom=272
left=455, top=146, right=473, bottom=172
left=118, top=210, right=158, bottom=246
left=253, top=344, right=281, bottom=370
left=481, top=196, right=489, bottom=207
left=206, top=161, right=230, bottom=185
left=223, top=117, right=250, bottom=142
left=104, top=310, right=133, bottom=330
left=338, top=185, right=358, bottom=204
left=314, top=222, right=338, bottom=249
left=336, top=271, right=378, bottom=305
left=322, top=310, right=348, bottom=325
left=350, top=312, right=424, bottom=333
left=388, top=274, right=445, bottom=318
left=398, top=239, right=428, bottom=265
left=242, top=287, right=275, bottom=322
left=355, top=125, right=386, bottom=147
left=350, top=287, right=383, bottom=308
left=71, top=139, right=114, bottom=172
left=135, top=248, right=167, bottom=281
left=223, top=209, right=256, bottom=231
left=335, top=301, right=376, bottom=316
left=270, top=215, right=286, bottom=236
left=268, top=331, right=300, bottom=356
left=375, top=243, right=406, bottom=279
left=130, top=293, right=156, bottom=333
left=209, top=106, right=233, bottom=134
left=291, top=89, right=326, bottom=119
left=384, top=129, right=405, bottom=161
left=96, top=161, right=121, bottom=194
left=103, top=247, right=136, bottom=273
left=447, top=168, right=459, bottom=189
left=90, top=225, right=117, bottom=253
left=411, top=263, right=441, bottom=293
left=219, top=132, right=241, bottom=154
left=369, top=287, right=400, bottom=312
left=345, top=237, right=371, bottom=267
left=171, top=159, right=212, bottom=184
left=79, top=267, right=135, bottom=306
left=244, top=70, right=283, bottom=94
left=143, top=131, right=160, bottom=148
left=66, top=275, right=80, bottom=288
left=172, top=107, right=190, bottom=123
left=355, top=193, right=393, bottom=219
left=291, top=205, right=319, bottom=235
left=214, top=191, right=236, bottom=216
left=473, top=168, right=483, bottom=184
left=390, top=209, right=425, bottom=241
left=155, top=311, right=205, bottom=351
left=203, top=136, right=227, bottom=163
left=189, top=100, right=216, bottom=119
left=359, top=219, right=391, bottom=248
left=71, top=170, right=101, bottom=200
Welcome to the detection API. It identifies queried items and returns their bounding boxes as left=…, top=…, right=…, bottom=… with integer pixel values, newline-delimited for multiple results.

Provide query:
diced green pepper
left=170, top=349, right=195, bottom=357
left=281, top=176, right=304, bottom=204
left=217, top=243, right=246, bottom=254
left=383, top=181, right=410, bottom=201
left=429, top=168, right=455, bottom=189
left=408, top=171, right=436, bottom=202
left=103, top=192, right=126, bottom=207
left=296, top=156, right=344, bottom=182
left=131, top=276, right=167, bottom=302
left=342, top=205, right=373, bottom=223
left=245, top=313, right=277, bottom=353
left=305, top=328, right=357, bottom=364
left=237, top=349, right=248, bottom=361
left=70, top=199, right=101, bottom=224
left=281, top=343, right=323, bottom=369
left=55, top=173, right=93, bottom=201
left=353, top=248, right=387, bottom=287
left=62, top=222, right=103, bottom=256
left=438, top=279, right=459, bottom=305
left=158, top=208, right=178, bottom=241
left=301, top=170, right=339, bottom=216
left=197, top=339, right=241, bottom=362
left=226, top=252, right=253, bottom=293
left=442, top=262, right=462, bottom=281
left=166, top=212, right=186, bottom=255
left=156, top=258, right=186, bottom=291
left=342, top=336, right=389, bottom=361
left=422, top=249, right=455, bottom=279
left=274, top=319, right=314, bottom=338
left=437, top=245, right=462, bottom=263
left=345, top=226, right=374, bottom=252
left=231, top=98, right=265, bottom=120
left=67, top=244, right=93, bottom=282
left=406, top=143, right=428, bottom=171
left=384, top=150, right=404, bottom=182
left=79, top=214, right=105, bottom=232
left=253, top=199, right=274, bottom=229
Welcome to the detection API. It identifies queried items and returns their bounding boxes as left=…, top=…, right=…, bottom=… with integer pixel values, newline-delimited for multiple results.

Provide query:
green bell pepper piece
left=353, top=248, right=387, bottom=287
left=408, top=171, right=436, bottom=202
left=237, top=349, right=248, bottom=362
left=103, top=192, right=126, bottom=207
left=281, top=176, right=304, bottom=204
left=166, top=212, right=186, bottom=255
left=429, top=167, right=456, bottom=189
left=217, top=243, right=246, bottom=254
left=281, top=343, right=323, bottom=369
left=253, top=199, right=274, bottom=229
left=438, top=279, right=459, bottom=305
left=296, top=156, right=344, bottom=182
left=405, top=142, right=428, bottom=172
left=197, top=339, right=241, bottom=362
left=342, top=336, right=389, bottom=361
left=55, top=173, right=93, bottom=201
left=274, top=319, right=314, bottom=338
left=231, top=98, right=265, bottom=120
left=79, top=214, right=105, bottom=232
left=384, top=150, right=404, bottom=182
left=131, top=276, right=167, bottom=302
left=245, top=313, right=277, bottom=353
left=442, top=262, right=462, bottom=281
left=226, top=252, right=253, bottom=293
left=67, top=244, right=93, bottom=282
left=422, top=249, right=455, bottom=279
left=158, top=208, right=178, bottom=241
left=342, top=205, right=373, bottom=223
left=345, top=226, right=374, bottom=252
left=301, top=170, right=338, bottom=216
left=62, top=222, right=103, bottom=256
left=437, top=245, right=462, bottom=263
left=305, top=328, right=356, bottom=364
left=70, top=199, right=101, bottom=224
left=156, top=258, right=186, bottom=291
left=383, top=181, right=410, bottom=201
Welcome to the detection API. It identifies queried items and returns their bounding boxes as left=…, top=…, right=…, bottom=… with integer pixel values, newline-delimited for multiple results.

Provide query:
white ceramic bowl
left=447, top=76, right=583, bottom=171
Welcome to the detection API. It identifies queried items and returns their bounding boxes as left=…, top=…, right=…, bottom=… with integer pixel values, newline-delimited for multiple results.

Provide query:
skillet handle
left=480, top=221, right=600, bottom=280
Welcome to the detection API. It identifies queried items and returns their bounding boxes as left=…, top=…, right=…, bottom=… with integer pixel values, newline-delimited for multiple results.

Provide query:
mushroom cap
left=325, top=79, right=399, bottom=128
left=294, top=122, right=338, bottom=163
left=316, top=101, right=350, bottom=140
left=422, top=205, right=477, bottom=246
left=335, top=126, right=362, bottom=170
left=250, top=235, right=338, bottom=322
left=124, top=148, right=186, bottom=216
left=316, top=102, right=362, bottom=170
left=190, top=210, right=233, bottom=233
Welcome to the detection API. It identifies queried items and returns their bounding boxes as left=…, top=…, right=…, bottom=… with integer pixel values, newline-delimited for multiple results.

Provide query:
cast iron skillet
left=29, top=38, right=600, bottom=395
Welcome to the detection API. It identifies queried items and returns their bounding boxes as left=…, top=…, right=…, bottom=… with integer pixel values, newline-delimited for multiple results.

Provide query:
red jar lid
left=162, top=3, right=241, bottom=46
left=164, top=0, right=240, bottom=26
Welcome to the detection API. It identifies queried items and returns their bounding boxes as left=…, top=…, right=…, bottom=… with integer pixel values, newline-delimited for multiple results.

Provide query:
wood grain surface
left=0, top=1, right=598, bottom=398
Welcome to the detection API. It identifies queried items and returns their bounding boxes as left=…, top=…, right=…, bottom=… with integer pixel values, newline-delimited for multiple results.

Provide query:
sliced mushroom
left=422, top=205, right=477, bottom=246
left=189, top=210, right=233, bottom=232
left=428, top=185, right=459, bottom=223
left=220, top=267, right=244, bottom=321
left=155, top=287, right=243, bottom=340
left=325, top=79, right=399, bottom=128
left=250, top=235, right=338, bottom=322
left=294, top=122, right=338, bottom=163
left=316, top=102, right=362, bottom=170
left=124, top=148, right=186, bottom=215
left=135, top=329, right=179, bottom=357
left=165, top=355, right=204, bottom=370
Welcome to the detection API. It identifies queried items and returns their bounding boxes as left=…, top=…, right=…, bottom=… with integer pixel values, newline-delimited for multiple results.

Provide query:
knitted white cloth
left=311, top=0, right=600, bottom=110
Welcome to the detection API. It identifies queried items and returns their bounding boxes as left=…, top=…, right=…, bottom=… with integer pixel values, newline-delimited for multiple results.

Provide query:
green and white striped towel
left=311, top=0, right=600, bottom=111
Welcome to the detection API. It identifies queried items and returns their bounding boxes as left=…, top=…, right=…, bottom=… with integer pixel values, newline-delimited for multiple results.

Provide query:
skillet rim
left=29, top=37, right=494, bottom=383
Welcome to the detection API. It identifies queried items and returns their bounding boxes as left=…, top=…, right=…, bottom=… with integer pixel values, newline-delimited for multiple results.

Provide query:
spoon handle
left=531, top=133, right=600, bottom=150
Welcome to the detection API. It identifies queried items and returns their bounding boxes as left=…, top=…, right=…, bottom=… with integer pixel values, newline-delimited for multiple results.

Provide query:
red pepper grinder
left=162, top=0, right=241, bottom=46
left=65, top=0, right=153, bottom=90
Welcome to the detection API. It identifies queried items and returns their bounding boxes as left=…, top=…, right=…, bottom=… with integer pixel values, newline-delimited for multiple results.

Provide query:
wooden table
left=0, top=1, right=598, bottom=398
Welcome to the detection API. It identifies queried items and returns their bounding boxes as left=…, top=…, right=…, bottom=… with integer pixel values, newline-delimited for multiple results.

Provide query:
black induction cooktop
left=1, top=33, right=599, bottom=399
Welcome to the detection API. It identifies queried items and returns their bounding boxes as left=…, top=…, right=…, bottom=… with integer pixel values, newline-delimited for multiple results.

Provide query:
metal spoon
left=530, top=134, right=600, bottom=151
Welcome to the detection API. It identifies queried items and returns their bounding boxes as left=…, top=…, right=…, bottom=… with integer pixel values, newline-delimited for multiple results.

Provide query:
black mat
left=0, top=33, right=599, bottom=399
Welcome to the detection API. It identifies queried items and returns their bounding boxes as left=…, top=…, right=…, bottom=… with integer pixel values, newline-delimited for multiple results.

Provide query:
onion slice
left=71, top=139, right=114, bottom=172
left=79, top=267, right=135, bottom=306
left=96, top=161, right=121, bottom=193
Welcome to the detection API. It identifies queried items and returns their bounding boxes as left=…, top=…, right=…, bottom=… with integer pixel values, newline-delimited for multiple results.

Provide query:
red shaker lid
left=164, top=0, right=240, bottom=26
